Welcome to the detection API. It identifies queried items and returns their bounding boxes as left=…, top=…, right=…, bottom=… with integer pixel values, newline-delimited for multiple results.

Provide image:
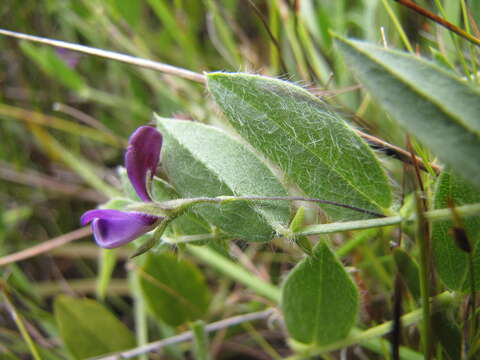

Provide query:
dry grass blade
left=395, top=0, right=480, bottom=47
left=0, top=227, right=91, bottom=266
left=0, top=28, right=206, bottom=83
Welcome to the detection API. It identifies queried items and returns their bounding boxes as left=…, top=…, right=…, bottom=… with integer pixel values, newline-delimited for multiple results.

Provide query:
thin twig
left=0, top=227, right=91, bottom=266
left=90, top=309, right=275, bottom=360
left=394, top=0, right=480, bottom=47
left=0, top=161, right=106, bottom=202
left=247, top=0, right=288, bottom=73
left=161, top=195, right=387, bottom=218
left=358, top=130, right=441, bottom=175
left=2, top=290, right=42, bottom=360
left=0, top=28, right=206, bottom=83
left=53, top=103, right=116, bottom=136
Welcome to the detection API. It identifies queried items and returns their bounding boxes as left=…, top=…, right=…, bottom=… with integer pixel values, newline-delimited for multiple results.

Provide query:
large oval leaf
left=335, top=36, right=480, bottom=188
left=281, top=241, right=358, bottom=345
left=156, top=116, right=290, bottom=242
left=54, top=295, right=135, bottom=359
left=207, top=72, right=392, bottom=220
left=138, top=251, right=210, bottom=326
left=432, top=170, right=480, bottom=290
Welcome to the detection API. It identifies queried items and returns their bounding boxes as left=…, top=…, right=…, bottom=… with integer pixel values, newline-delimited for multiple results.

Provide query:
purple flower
left=81, top=126, right=163, bottom=248
left=125, top=126, right=162, bottom=202
left=80, top=209, right=159, bottom=249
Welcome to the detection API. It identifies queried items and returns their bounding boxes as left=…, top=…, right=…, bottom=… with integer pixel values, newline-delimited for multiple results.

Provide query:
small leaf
left=282, top=241, right=358, bottom=345
left=156, top=116, right=290, bottom=242
left=393, top=248, right=420, bottom=301
left=54, top=295, right=135, bottom=359
left=289, top=207, right=305, bottom=233
left=335, top=36, right=480, bottom=188
left=431, top=170, right=480, bottom=290
left=207, top=72, right=392, bottom=220
left=138, top=251, right=210, bottom=326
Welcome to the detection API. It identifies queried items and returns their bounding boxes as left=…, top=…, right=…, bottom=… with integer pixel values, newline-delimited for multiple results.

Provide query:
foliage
left=1, top=1, right=479, bottom=359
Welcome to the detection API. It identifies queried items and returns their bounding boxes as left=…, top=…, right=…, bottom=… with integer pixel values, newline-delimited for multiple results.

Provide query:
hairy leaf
left=54, top=296, right=135, bottom=359
left=335, top=36, right=480, bottom=188
left=156, top=116, right=290, bottom=242
left=207, top=72, right=392, bottom=220
left=138, top=251, right=210, bottom=326
left=432, top=170, right=480, bottom=290
left=282, top=241, right=358, bottom=345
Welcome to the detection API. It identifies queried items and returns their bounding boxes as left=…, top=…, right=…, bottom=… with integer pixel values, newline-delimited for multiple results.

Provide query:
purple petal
left=125, top=126, right=162, bottom=202
left=81, top=209, right=160, bottom=249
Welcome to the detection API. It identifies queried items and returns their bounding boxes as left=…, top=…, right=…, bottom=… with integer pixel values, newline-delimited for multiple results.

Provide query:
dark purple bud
left=125, top=126, right=162, bottom=202
left=81, top=209, right=160, bottom=249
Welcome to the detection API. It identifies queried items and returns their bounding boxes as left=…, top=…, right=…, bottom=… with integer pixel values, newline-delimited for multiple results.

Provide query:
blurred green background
left=1, top=1, right=478, bottom=358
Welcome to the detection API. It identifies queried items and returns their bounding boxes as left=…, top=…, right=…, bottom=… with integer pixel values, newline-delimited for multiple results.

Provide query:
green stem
left=2, top=291, right=42, bottom=360
left=155, top=195, right=387, bottom=218
left=186, top=245, right=281, bottom=303
left=335, top=228, right=379, bottom=257
left=433, top=0, right=472, bottom=79
left=380, top=0, right=413, bottom=52
left=296, top=203, right=480, bottom=236
left=415, top=199, right=432, bottom=359
left=460, top=0, right=478, bottom=81
left=287, top=292, right=453, bottom=359
left=148, top=202, right=480, bottom=247
left=469, top=251, right=477, bottom=337
left=129, top=273, right=148, bottom=360
left=191, top=320, right=210, bottom=360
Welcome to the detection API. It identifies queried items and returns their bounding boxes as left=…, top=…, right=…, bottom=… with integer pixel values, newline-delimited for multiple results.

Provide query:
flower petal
left=125, top=126, right=162, bottom=201
left=81, top=209, right=160, bottom=249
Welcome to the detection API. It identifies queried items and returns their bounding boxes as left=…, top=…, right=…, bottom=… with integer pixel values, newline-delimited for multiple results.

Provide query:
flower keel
left=81, top=209, right=161, bottom=249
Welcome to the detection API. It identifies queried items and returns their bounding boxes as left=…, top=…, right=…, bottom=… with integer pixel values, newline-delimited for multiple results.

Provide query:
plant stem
left=379, top=0, right=414, bottom=52
left=287, top=292, right=453, bottom=359
left=415, top=193, right=433, bottom=360
left=296, top=202, right=480, bottom=236
left=93, top=309, right=275, bottom=360
left=187, top=245, right=281, bottom=303
left=191, top=321, right=211, bottom=360
left=160, top=195, right=387, bottom=218
left=2, top=290, right=42, bottom=360
left=129, top=273, right=148, bottom=360
left=0, top=28, right=206, bottom=83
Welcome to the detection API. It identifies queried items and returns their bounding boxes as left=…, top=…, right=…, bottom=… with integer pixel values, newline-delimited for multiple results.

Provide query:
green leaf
left=282, top=241, right=358, bottom=345
left=156, top=116, right=291, bottom=242
left=54, top=295, right=135, bottom=359
left=20, top=42, right=85, bottom=91
left=393, top=248, right=420, bottom=301
left=138, top=251, right=210, bottom=326
left=335, top=36, right=480, bottom=188
left=432, top=170, right=480, bottom=290
left=207, top=72, right=392, bottom=220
